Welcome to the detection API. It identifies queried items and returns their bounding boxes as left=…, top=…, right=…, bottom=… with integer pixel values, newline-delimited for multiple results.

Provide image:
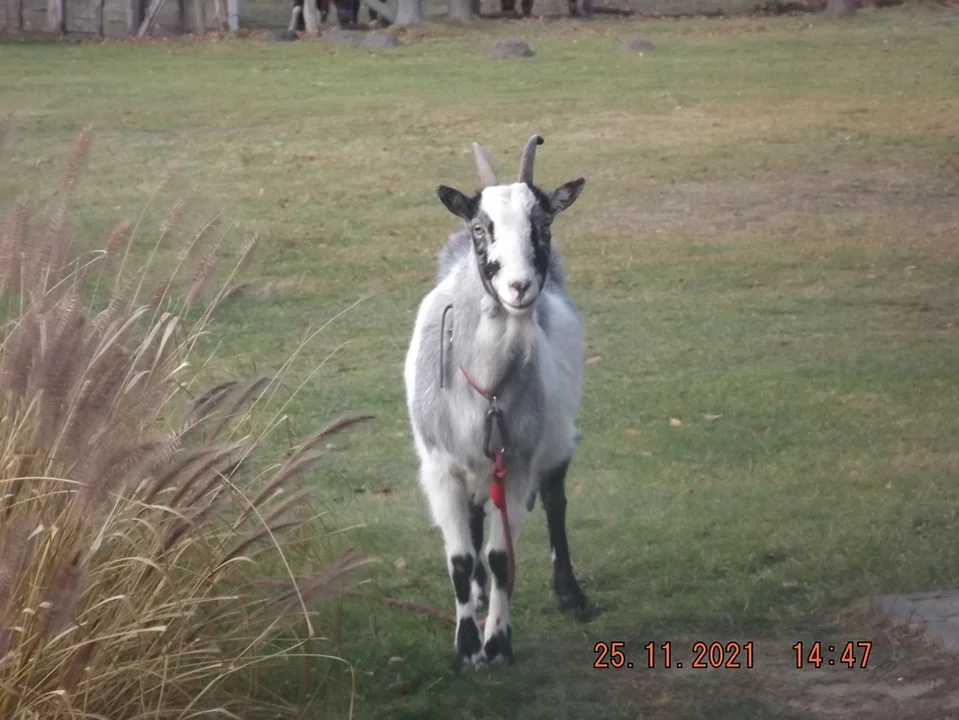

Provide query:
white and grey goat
left=403, top=134, right=589, bottom=668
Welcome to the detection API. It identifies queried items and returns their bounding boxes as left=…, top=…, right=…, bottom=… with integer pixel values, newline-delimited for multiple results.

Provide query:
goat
left=288, top=0, right=380, bottom=30
left=403, top=135, right=589, bottom=668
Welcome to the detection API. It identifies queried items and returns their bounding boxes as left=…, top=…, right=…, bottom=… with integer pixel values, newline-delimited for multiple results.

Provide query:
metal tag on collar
left=483, top=403, right=506, bottom=460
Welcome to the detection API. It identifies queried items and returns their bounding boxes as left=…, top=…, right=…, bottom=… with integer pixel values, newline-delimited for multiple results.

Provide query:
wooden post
left=4, top=0, right=24, bottom=31
left=225, top=0, right=236, bottom=30
left=192, top=0, right=204, bottom=33
left=211, top=0, right=223, bottom=29
left=47, top=0, right=64, bottom=33
left=126, top=0, right=141, bottom=33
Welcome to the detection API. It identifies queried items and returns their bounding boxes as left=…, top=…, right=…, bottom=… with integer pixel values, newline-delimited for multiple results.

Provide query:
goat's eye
left=472, top=224, right=484, bottom=236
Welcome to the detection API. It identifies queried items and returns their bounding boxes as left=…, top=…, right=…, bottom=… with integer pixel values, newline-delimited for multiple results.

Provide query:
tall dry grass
left=0, top=120, right=373, bottom=719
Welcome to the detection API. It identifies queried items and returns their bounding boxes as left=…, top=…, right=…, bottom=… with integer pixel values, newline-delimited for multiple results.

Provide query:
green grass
left=2, top=5, right=959, bottom=717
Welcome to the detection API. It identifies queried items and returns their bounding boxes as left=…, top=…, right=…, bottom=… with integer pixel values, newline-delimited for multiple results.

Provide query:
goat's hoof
left=454, top=617, right=485, bottom=668
left=556, top=578, right=589, bottom=621
left=456, top=652, right=488, bottom=671
left=482, top=623, right=514, bottom=665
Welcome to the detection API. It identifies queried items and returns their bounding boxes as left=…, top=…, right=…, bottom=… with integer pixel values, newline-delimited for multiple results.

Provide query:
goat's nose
left=509, top=279, right=532, bottom=300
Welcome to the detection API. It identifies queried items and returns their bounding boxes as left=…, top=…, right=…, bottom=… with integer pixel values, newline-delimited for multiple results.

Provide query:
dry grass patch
left=0, top=125, right=373, bottom=718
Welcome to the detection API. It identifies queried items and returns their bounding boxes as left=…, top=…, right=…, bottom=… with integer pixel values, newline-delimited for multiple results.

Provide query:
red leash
left=459, top=364, right=516, bottom=600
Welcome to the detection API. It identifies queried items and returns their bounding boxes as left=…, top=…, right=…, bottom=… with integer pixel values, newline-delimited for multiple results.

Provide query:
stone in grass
left=264, top=28, right=298, bottom=41
left=489, top=39, right=534, bottom=60
left=324, top=27, right=361, bottom=45
left=360, top=30, right=403, bottom=49
left=621, top=37, right=655, bottom=53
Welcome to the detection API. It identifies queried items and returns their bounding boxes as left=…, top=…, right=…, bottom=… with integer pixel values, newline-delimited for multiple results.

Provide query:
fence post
left=5, top=0, right=25, bottom=31
left=47, top=0, right=64, bottom=32
left=126, top=0, right=141, bottom=33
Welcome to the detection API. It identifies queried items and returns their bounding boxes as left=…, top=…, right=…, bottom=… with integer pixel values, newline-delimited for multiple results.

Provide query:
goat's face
left=436, top=138, right=584, bottom=315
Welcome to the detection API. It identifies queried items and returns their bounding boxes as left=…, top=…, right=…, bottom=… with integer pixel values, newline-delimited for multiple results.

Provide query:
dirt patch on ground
left=604, top=604, right=959, bottom=719
left=604, top=171, right=959, bottom=238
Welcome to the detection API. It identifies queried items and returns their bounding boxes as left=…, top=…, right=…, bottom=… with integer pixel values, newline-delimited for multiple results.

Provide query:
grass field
left=2, top=5, right=959, bottom=717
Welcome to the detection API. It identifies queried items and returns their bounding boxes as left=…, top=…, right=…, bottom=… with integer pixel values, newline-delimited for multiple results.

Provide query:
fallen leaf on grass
left=371, top=487, right=392, bottom=496
left=624, top=428, right=642, bottom=437
left=573, top=483, right=584, bottom=493
left=394, top=557, right=408, bottom=569
left=586, top=356, right=602, bottom=365
left=389, top=656, right=405, bottom=665
left=702, top=413, right=723, bottom=422
left=669, top=418, right=683, bottom=428
left=681, top=489, right=693, bottom=496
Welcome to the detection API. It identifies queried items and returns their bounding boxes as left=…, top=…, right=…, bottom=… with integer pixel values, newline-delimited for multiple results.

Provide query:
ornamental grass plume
left=0, top=121, right=373, bottom=718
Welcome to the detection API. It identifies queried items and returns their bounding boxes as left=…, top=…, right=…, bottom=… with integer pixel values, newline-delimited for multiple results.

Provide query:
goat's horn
left=472, top=143, right=499, bottom=189
left=518, top=134, right=544, bottom=186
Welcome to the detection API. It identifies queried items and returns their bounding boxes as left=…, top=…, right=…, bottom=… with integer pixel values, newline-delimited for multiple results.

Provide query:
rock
left=360, top=30, right=403, bottom=49
left=621, top=37, right=655, bottom=53
left=324, top=27, right=361, bottom=45
left=389, top=678, right=412, bottom=695
left=264, top=29, right=298, bottom=41
left=489, top=39, right=534, bottom=59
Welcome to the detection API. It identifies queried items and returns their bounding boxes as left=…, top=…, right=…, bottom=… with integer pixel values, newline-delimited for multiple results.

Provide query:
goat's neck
left=454, top=259, right=535, bottom=395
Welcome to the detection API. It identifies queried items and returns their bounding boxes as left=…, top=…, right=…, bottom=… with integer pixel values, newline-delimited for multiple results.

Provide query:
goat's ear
left=548, top=178, right=586, bottom=215
left=437, top=185, right=477, bottom=222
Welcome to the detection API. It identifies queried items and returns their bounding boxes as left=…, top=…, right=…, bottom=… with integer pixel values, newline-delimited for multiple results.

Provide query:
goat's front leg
left=469, top=501, right=489, bottom=612
left=422, top=464, right=484, bottom=667
left=482, top=480, right=531, bottom=665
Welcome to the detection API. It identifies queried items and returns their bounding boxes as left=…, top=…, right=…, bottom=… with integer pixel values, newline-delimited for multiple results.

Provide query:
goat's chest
left=437, top=388, right=540, bottom=477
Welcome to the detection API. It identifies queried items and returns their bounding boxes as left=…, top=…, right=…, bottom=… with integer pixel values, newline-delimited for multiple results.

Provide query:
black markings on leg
left=488, top=549, right=508, bottom=589
left=455, top=617, right=483, bottom=662
left=451, top=554, right=483, bottom=664
left=469, top=504, right=488, bottom=588
left=450, top=554, right=474, bottom=605
left=484, top=551, right=514, bottom=664
left=540, top=459, right=588, bottom=620
left=469, top=504, right=488, bottom=608
left=483, top=623, right=514, bottom=664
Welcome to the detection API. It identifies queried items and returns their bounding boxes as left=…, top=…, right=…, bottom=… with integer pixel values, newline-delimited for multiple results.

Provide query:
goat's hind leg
left=421, top=461, right=485, bottom=668
left=540, top=458, right=588, bottom=620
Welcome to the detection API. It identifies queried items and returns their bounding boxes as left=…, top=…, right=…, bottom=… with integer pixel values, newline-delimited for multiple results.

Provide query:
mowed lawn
left=2, top=7, right=959, bottom=718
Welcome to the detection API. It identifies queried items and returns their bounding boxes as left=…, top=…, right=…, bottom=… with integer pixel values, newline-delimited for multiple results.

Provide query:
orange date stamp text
left=593, top=641, right=755, bottom=670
